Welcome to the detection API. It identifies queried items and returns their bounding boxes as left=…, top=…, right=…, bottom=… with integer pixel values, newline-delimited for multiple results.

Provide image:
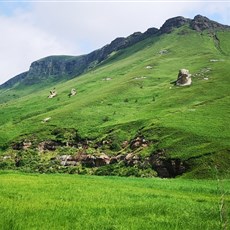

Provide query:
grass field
left=0, top=171, right=229, bottom=229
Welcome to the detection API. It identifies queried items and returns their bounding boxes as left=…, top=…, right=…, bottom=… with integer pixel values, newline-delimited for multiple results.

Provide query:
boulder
left=175, top=69, right=192, bottom=86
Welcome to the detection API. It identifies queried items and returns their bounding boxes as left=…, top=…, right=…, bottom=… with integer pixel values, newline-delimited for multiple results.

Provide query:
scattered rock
left=159, top=50, right=168, bottom=55
left=103, top=77, right=112, bottom=81
left=48, top=89, right=57, bottom=98
left=42, top=117, right=51, bottom=123
left=68, top=88, right=77, bottom=97
left=193, top=68, right=211, bottom=80
left=134, top=76, right=147, bottom=80
left=145, top=66, right=153, bottom=69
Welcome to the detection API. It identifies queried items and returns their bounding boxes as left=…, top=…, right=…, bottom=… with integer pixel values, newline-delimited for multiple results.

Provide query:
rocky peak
left=190, top=14, right=230, bottom=32
left=159, top=16, right=191, bottom=34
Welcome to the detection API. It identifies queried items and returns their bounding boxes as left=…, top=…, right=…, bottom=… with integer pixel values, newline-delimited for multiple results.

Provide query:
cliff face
left=1, top=15, right=229, bottom=89
left=0, top=26, right=159, bottom=88
left=23, top=56, right=86, bottom=85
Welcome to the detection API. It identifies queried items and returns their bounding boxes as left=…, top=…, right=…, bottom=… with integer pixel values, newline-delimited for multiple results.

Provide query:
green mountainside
left=0, top=15, right=229, bottom=178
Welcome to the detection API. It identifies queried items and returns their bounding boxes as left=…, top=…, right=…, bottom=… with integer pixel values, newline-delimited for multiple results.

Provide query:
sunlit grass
left=0, top=171, right=229, bottom=229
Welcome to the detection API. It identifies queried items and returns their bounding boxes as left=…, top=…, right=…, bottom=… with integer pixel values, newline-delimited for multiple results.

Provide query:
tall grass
left=0, top=171, right=229, bottom=229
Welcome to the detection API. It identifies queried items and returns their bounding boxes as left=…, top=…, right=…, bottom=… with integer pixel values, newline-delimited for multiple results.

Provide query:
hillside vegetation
left=0, top=16, right=230, bottom=178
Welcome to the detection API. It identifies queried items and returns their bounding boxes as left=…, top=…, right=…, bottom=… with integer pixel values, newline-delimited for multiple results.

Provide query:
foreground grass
left=0, top=171, right=229, bottom=229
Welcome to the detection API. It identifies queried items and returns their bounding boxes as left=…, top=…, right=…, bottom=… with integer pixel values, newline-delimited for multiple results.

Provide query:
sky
left=0, top=0, right=230, bottom=85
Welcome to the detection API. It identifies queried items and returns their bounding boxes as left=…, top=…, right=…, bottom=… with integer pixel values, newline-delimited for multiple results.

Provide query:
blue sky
left=0, top=1, right=230, bottom=84
left=0, top=2, right=31, bottom=15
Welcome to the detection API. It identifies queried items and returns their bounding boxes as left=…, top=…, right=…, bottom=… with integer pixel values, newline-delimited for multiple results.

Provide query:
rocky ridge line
left=1, top=15, right=229, bottom=89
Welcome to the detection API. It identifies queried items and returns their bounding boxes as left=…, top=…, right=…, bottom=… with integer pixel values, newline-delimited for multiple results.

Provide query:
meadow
left=0, top=171, right=229, bottom=230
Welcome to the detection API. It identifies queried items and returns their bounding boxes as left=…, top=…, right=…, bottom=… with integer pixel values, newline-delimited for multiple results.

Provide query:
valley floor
left=0, top=171, right=229, bottom=229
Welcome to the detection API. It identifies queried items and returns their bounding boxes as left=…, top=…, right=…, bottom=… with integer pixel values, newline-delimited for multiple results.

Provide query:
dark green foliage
left=51, top=127, right=82, bottom=146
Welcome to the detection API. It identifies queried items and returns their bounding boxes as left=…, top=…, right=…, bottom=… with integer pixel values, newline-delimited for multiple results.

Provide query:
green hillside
left=0, top=17, right=230, bottom=178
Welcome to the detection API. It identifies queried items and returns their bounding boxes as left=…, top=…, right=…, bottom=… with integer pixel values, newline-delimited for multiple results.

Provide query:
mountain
left=1, top=15, right=229, bottom=89
left=0, top=15, right=230, bottom=179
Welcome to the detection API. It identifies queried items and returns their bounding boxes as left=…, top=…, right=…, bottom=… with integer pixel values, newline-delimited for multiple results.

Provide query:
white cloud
left=0, top=12, right=76, bottom=84
left=0, top=1, right=230, bottom=85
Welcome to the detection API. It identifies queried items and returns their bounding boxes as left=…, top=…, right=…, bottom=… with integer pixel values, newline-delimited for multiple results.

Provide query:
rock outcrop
left=159, top=16, right=190, bottom=34
left=191, top=15, right=230, bottom=32
left=55, top=150, right=187, bottom=178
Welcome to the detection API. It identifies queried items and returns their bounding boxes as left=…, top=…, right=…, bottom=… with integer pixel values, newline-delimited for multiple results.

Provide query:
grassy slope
left=0, top=27, right=230, bottom=177
left=0, top=171, right=229, bottom=229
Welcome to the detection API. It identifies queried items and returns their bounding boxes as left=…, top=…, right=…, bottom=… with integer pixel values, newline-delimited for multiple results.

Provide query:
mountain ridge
left=1, top=14, right=229, bottom=89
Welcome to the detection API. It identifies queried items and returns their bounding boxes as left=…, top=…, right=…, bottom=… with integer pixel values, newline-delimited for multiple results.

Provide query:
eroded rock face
left=176, top=69, right=192, bottom=86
